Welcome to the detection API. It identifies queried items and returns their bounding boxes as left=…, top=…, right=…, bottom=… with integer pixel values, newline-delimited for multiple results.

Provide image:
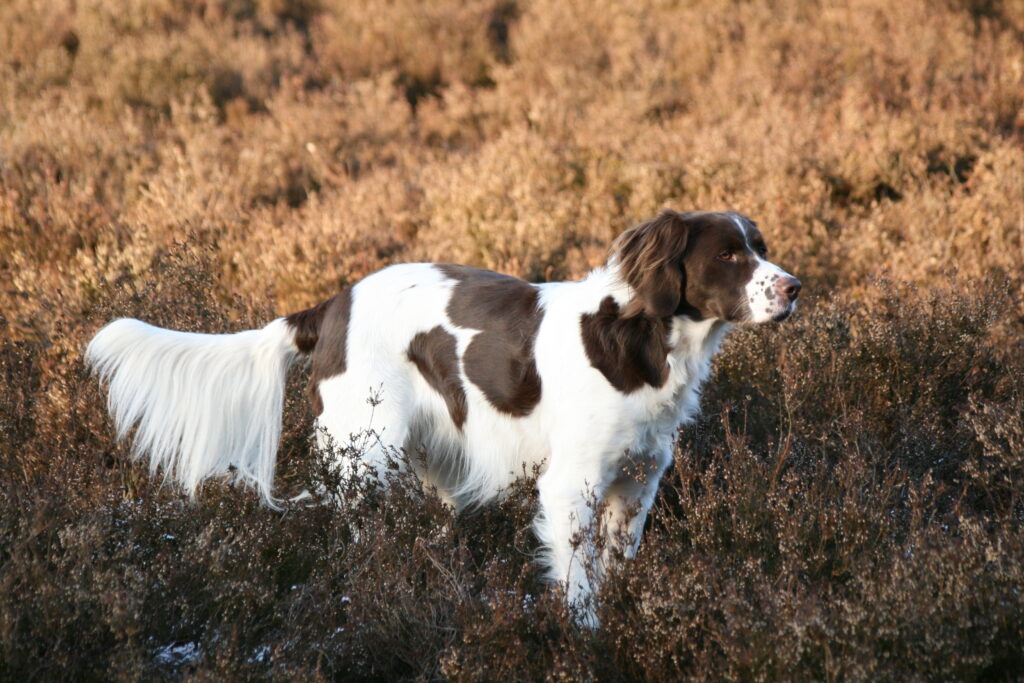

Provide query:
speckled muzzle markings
left=723, top=211, right=801, bottom=324
left=744, top=257, right=802, bottom=323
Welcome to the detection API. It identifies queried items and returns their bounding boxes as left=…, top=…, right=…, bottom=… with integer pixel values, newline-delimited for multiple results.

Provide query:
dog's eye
left=758, top=246, right=769, bottom=257
left=717, top=250, right=736, bottom=262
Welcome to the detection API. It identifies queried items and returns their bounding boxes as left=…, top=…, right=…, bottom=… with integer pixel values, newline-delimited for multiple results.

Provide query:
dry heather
left=1, top=0, right=1023, bottom=679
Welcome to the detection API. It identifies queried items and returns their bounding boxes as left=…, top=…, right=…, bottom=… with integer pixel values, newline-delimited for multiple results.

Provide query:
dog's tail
left=86, top=299, right=332, bottom=506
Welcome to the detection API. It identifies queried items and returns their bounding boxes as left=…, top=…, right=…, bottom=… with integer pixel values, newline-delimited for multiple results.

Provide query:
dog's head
left=614, top=209, right=801, bottom=323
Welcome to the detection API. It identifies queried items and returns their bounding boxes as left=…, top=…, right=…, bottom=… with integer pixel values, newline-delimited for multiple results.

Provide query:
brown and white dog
left=87, top=209, right=800, bottom=626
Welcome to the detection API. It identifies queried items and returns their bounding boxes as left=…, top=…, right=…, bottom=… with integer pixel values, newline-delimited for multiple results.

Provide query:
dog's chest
left=642, top=319, right=727, bottom=428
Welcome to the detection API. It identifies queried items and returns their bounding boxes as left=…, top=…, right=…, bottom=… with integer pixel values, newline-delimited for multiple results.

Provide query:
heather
left=1, top=0, right=1023, bottom=678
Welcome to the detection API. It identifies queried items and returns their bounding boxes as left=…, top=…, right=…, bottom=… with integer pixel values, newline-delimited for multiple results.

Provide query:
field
left=2, top=0, right=1023, bottom=678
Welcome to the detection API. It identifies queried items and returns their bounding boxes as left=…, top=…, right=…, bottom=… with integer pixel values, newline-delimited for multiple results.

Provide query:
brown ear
left=613, top=210, right=689, bottom=318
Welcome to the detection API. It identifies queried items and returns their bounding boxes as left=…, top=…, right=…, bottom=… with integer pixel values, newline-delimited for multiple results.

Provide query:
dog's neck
left=670, top=316, right=730, bottom=362
left=585, top=262, right=730, bottom=358
left=585, top=263, right=633, bottom=307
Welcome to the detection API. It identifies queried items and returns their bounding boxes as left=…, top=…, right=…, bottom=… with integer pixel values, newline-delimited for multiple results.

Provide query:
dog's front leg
left=600, top=445, right=673, bottom=568
left=534, top=454, right=614, bottom=629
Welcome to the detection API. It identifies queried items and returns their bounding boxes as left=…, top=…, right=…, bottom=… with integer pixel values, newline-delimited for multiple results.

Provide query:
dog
left=87, top=209, right=800, bottom=626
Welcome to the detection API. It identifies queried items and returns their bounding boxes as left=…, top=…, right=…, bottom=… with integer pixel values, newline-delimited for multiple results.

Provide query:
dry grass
left=1, top=0, right=1022, bottom=678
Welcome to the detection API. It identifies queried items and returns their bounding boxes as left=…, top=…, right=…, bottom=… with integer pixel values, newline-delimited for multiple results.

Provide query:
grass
left=1, top=0, right=1022, bottom=678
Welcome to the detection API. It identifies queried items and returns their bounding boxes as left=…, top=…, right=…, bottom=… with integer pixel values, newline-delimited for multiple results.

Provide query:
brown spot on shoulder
left=580, top=296, right=671, bottom=393
left=407, top=326, right=468, bottom=430
left=302, top=287, right=353, bottom=415
left=437, top=264, right=543, bottom=417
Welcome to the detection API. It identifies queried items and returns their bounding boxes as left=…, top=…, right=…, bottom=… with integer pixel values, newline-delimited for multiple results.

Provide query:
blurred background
left=2, top=0, right=1021, bottom=321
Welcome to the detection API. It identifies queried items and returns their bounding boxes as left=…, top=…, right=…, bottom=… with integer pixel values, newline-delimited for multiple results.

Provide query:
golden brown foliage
left=1, top=0, right=1023, bottom=678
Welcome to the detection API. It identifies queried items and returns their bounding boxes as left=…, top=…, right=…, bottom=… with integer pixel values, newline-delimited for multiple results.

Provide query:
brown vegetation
left=1, top=0, right=1022, bottom=678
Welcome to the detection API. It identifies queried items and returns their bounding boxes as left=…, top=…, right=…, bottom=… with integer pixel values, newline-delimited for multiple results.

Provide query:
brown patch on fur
left=674, top=212, right=760, bottom=322
left=292, top=287, right=353, bottom=415
left=580, top=296, right=672, bottom=393
left=407, top=326, right=468, bottom=430
left=285, top=297, right=334, bottom=354
left=437, top=264, right=542, bottom=416
left=613, top=209, right=691, bottom=318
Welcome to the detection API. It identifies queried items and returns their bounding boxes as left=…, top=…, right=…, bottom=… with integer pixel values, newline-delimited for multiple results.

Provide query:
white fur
left=730, top=211, right=799, bottom=323
left=86, top=317, right=298, bottom=506
left=746, top=258, right=798, bottom=322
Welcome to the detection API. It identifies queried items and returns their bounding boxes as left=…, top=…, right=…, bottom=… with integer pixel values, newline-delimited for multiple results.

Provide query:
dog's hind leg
left=311, top=373, right=416, bottom=502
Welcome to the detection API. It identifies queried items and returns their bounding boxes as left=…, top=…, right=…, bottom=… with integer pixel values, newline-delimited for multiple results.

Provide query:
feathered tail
left=86, top=315, right=313, bottom=506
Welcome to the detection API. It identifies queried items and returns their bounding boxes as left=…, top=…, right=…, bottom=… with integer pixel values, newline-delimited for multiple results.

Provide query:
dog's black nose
left=776, top=276, right=801, bottom=302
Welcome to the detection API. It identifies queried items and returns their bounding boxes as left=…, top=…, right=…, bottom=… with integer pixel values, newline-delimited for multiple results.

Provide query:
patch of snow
left=154, top=641, right=201, bottom=667
left=248, top=645, right=271, bottom=664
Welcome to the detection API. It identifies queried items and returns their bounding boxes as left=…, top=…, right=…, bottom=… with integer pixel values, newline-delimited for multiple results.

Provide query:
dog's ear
left=613, top=210, right=689, bottom=318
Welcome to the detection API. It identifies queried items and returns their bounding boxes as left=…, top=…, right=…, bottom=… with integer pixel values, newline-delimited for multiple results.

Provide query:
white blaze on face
left=726, top=212, right=801, bottom=323
left=745, top=257, right=798, bottom=323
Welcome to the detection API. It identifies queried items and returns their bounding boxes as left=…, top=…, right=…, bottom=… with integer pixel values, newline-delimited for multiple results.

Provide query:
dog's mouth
left=730, top=298, right=797, bottom=325
left=771, top=303, right=797, bottom=323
